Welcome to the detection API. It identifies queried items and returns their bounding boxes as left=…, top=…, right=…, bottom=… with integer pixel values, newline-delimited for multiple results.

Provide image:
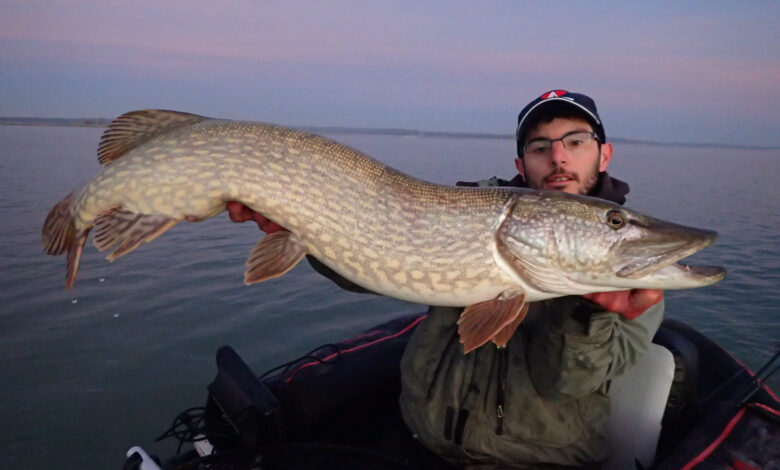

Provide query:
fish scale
left=42, top=109, right=725, bottom=353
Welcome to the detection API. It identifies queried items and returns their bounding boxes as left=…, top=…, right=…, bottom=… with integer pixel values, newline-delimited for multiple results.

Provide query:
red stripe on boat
left=733, top=460, right=761, bottom=470
left=284, top=315, right=428, bottom=384
left=681, top=407, right=748, bottom=470
left=681, top=402, right=779, bottom=469
left=752, top=402, right=780, bottom=417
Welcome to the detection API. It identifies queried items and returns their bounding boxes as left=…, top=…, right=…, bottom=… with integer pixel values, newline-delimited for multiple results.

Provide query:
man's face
left=515, top=117, right=613, bottom=195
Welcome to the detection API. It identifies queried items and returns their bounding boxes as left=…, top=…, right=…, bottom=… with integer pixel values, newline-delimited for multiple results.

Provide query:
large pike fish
left=42, top=110, right=725, bottom=352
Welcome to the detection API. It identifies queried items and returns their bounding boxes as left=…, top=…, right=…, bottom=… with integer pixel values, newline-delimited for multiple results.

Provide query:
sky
left=1, top=1, right=779, bottom=146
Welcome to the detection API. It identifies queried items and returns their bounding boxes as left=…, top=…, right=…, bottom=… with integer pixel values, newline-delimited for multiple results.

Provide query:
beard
left=526, top=157, right=602, bottom=195
left=578, top=157, right=602, bottom=195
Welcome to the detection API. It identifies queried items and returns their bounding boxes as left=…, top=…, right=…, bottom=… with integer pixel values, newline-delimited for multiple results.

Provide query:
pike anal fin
left=244, top=230, right=306, bottom=285
left=457, top=290, right=527, bottom=353
left=94, top=209, right=180, bottom=261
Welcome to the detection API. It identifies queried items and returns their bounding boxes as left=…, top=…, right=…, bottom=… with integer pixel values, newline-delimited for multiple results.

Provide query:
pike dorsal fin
left=97, top=109, right=207, bottom=165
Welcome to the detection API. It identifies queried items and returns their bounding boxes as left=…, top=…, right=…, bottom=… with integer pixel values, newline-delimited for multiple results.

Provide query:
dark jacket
left=400, top=299, right=664, bottom=469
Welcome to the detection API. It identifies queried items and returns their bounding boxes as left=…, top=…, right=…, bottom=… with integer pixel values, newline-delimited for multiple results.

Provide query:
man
left=397, top=90, right=664, bottom=469
left=228, top=89, right=664, bottom=468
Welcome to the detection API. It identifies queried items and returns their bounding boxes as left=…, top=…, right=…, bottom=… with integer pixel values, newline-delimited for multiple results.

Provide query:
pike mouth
left=616, top=234, right=720, bottom=280
left=637, top=262, right=727, bottom=286
left=672, top=263, right=726, bottom=278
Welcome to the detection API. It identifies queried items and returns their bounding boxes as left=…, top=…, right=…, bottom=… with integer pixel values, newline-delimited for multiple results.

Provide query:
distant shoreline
left=1, top=117, right=777, bottom=151
left=0, top=118, right=110, bottom=128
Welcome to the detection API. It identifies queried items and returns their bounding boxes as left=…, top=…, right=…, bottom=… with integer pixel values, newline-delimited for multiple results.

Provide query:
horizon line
left=0, top=116, right=777, bottom=152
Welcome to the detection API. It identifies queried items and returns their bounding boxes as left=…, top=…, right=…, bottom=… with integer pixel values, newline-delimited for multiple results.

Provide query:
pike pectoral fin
left=457, top=290, right=527, bottom=353
left=244, top=230, right=306, bottom=285
left=490, top=302, right=529, bottom=348
left=94, top=209, right=180, bottom=261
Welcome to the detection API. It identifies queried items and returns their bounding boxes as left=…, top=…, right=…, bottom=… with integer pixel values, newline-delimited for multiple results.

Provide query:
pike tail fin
left=42, top=192, right=89, bottom=289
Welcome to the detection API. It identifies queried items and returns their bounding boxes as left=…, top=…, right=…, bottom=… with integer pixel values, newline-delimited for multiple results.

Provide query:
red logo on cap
left=541, top=90, right=567, bottom=99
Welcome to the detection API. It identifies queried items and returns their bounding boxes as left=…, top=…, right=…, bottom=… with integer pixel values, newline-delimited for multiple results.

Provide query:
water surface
left=1, top=126, right=778, bottom=469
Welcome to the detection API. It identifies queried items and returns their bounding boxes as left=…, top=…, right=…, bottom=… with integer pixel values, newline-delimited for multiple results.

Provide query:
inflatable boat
left=123, top=313, right=779, bottom=470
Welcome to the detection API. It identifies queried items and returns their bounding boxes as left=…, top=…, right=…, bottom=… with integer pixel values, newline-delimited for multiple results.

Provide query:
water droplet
left=71, top=298, right=78, bottom=304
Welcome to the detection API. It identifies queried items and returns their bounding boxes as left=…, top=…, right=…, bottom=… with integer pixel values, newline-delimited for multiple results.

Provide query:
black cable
left=158, top=343, right=346, bottom=457
left=739, top=362, right=780, bottom=407
left=155, top=406, right=236, bottom=454
left=157, top=342, right=356, bottom=465
left=735, top=348, right=780, bottom=405
left=258, top=343, right=342, bottom=380
left=701, top=347, right=780, bottom=408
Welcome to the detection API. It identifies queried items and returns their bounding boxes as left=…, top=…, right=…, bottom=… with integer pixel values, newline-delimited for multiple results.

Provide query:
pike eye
left=606, top=210, right=626, bottom=229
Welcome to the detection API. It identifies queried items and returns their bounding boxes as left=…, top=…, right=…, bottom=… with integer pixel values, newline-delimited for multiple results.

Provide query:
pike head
left=495, top=190, right=726, bottom=298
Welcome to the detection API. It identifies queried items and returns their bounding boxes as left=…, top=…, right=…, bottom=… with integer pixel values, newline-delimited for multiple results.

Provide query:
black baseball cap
left=515, top=89, right=606, bottom=157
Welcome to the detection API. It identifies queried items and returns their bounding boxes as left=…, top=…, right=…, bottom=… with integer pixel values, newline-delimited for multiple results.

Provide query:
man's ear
left=599, top=143, right=613, bottom=172
left=515, top=157, right=525, bottom=177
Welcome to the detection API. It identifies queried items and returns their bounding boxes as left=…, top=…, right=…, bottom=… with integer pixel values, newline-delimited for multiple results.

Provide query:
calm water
left=1, top=126, right=778, bottom=468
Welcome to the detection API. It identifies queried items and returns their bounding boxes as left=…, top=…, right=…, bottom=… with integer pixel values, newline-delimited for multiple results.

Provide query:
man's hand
left=226, top=201, right=285, bottom=234
left=583, top=289, right=663, bottom=320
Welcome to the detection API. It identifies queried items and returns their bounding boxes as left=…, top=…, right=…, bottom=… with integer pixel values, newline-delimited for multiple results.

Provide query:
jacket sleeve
left=305, top=255, right=376, bottom=295
left=527, top=296, right=665, bottom=400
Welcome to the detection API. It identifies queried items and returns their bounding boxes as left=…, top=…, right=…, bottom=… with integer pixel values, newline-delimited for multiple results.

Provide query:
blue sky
left=1, top=1, right=778, bottom=146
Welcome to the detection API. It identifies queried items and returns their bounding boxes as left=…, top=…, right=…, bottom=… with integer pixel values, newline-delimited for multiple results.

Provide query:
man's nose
left=550, top=140, right=568, bottom=164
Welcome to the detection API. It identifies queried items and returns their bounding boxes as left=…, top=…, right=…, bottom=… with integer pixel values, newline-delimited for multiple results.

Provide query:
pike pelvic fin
left=457, top=290, right=527, bottom=353
left=42, top=192, right=89, bottom=289
left=244, top=231, right=306, bottom=285
left=98, top=110, right=208, bottom=165
left=94, top=209, right=179, bottom=261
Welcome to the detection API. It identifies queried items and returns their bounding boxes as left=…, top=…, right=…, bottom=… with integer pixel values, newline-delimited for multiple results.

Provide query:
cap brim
left=516, top=97, right=602, bottom=141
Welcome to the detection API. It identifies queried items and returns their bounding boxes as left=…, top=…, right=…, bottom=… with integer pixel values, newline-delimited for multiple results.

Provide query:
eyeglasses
left=523, top=131, right=599, bottom=157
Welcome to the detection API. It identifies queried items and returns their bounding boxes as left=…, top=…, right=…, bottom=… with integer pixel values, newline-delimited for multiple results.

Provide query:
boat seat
left=602, top=343, right=675, bottom=470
